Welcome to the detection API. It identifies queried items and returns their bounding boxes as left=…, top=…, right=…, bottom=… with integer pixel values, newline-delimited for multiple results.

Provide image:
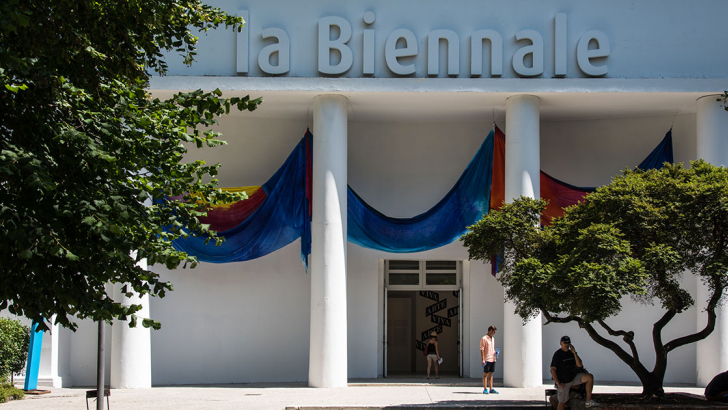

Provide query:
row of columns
left=112, top=94, right=727, bottom=389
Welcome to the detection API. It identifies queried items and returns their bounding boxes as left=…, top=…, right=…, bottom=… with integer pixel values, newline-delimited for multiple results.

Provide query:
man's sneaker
left=489, top=389, right=499, bottom=394
left=584, top=399, right=599, bottom=407
left=483, top=389, right=489, bottom=394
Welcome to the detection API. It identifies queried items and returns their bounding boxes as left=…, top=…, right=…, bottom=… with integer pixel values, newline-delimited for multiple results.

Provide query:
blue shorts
left=483, top=362, right=496, bottom=373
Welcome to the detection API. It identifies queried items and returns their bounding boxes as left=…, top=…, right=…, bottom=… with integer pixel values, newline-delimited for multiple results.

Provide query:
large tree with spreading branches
left=0, top=0, right=261, bottom=331
left=462, top=161, right=728, bottom=398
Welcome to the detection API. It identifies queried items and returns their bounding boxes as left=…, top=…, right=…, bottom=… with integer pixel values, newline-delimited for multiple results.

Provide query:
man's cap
left=560, top=336, right=571, bottom=343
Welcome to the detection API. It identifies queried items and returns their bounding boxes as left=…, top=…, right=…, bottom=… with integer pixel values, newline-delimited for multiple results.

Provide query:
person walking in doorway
left=480, top=325, right=498, bottom=394
left=425, top=332, right=440, bottom=379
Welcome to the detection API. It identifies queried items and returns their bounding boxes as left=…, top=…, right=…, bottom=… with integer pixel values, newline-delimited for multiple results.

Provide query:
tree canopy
left=0, top=0, right=261, bottom=331
left=462, top=161, right=728, bottom=398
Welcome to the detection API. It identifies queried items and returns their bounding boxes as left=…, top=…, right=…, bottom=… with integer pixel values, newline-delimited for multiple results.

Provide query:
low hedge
left=0, top=383, right=24, bottom=403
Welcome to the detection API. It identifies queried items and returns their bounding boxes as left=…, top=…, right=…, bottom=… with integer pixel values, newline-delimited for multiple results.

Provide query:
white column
left=110, top=259, right=152, bottom=388
left=309, top=94, right=348, bottom=388
left=697, top=95, right=728, bottom=166
left=503, top=94, right=543, bottom=388
left=28, top=318, right=63, bottom=387
left=696, top=94, right=728, bottom=386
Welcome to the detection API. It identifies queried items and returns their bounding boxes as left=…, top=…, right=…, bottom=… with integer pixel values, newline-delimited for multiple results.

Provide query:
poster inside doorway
left=386, top=290, right=459, bottom=374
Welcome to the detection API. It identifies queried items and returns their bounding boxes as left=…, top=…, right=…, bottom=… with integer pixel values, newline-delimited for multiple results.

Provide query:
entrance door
left=386, top=294, right=414, bottom=373
left=383, top=260, right=463, bottom=377
left=385, top=289, right=460, bottom=376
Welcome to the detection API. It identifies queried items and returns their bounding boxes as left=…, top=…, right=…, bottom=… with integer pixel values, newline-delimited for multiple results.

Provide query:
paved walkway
left=2, top=377, right=706, bottom=410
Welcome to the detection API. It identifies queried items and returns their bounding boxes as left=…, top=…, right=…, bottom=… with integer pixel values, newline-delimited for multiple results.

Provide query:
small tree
left=0, top=318, right=30, bottom=384
left=462, top=161, right=728, bottom=399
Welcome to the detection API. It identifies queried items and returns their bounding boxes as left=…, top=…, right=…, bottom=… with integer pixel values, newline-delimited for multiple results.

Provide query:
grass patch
left=0, top=383, right=24, bottom=403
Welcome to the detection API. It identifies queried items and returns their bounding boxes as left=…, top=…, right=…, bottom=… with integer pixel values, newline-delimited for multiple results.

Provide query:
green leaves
left=4, top=84, right=28, bottom=93
left=0, top=0, right=260, bottom=331
left=464, top=161, right=728, bottom=325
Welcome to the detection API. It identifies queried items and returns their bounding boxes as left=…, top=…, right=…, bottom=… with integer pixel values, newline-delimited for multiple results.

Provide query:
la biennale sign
left=236, top=12, right=610, bottom=78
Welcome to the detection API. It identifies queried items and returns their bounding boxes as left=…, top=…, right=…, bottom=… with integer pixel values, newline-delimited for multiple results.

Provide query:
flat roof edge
left=149, top=76, right=728, bottom=94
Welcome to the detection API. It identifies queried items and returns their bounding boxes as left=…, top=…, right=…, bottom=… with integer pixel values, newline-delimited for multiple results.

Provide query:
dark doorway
left=386, top=290, right=460, bottom=376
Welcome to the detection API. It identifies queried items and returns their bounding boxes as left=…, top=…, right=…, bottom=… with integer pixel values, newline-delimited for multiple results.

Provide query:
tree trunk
left=577, top=318, right=668, bottom=399
left=622, top=359, right=665, bottom=399
left=640, top=373, right=666, bottom=399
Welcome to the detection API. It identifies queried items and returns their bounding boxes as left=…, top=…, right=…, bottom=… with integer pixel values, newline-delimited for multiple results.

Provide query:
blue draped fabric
left=171, top=133, right=312, bottom=265
left=638, top=129, right=673, bottom=170
left=173, top=127, right=672, bottom=265
left=347, top=130, right=495, bottom=252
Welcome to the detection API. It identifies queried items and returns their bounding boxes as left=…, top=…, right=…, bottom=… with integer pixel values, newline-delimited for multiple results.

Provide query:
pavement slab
left=0, top=379, right=707, bottom=410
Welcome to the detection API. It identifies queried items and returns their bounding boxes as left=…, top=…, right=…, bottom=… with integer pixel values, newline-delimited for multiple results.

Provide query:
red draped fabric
left=489, top=125, right=506, bottom=211
left=489, top=126, right=506, bottom=276
left=540, top=171, right=592, bottom=226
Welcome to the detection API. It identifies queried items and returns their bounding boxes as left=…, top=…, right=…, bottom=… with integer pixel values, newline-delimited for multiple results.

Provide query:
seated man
left=705, top=370, right=728, bottom=402
left=550, top=336, right=599, bottom=409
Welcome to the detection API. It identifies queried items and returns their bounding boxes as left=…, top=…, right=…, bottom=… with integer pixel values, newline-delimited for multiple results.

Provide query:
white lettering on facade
left=471, top=30, right=503, bottom=77
left=428, top=30, right=459, bottom=76
left=512, top=29, right=544, bottom=77
left=236, top=10, right=249, bottom=74
left=385, top=29, right=418, bottom=75
left=577, top=30, right=610, bottom=76
left=554, top=13, right=567, bottom=76
left=258, top=28, right=290, bottom=75
left=235, top=11, right=610, bottom=78
left=318, top=16, right=354, bottom=75
left=363, top=11, right=376, bottom=75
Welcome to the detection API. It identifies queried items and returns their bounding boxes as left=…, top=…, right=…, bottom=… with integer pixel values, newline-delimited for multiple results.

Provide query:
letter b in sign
left=318, top=16, right=353, bottom=74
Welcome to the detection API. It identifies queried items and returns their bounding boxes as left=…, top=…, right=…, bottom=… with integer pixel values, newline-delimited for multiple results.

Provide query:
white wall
left=150, top=242, right=310, bottom=384
left=39, top=110, right=705, bottom=386
left=541, top=114, right=696, bottom=187
left=347, top=245, right=381, bottom=378
left=467, top=260, right=505, bottom=380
